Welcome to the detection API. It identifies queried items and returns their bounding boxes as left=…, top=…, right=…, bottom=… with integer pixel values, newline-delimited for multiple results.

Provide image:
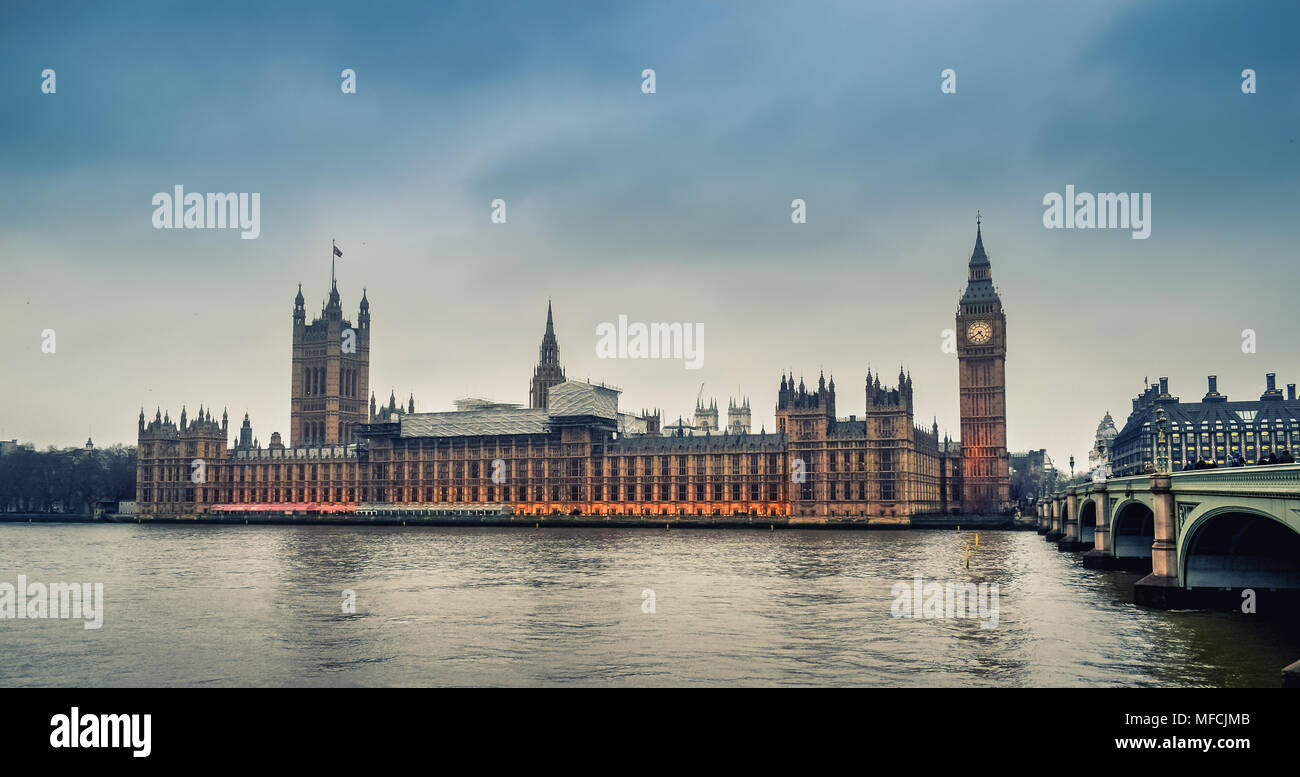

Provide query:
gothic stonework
left=290, top=279, right=370, bottom=446
left=955, top=220, right=1011, bottom=512
left=137, top=223, right=1006, bottom=520
left=529, top=301, right=565, bottom=409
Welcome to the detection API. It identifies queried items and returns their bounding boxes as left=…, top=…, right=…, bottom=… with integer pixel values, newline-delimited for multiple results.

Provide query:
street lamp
left=1069, top=455, right=1074, bottom=479
left=1155, top=406, right=1170, bottom=474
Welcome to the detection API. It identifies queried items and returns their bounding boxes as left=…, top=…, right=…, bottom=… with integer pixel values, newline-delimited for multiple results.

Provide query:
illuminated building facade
left=138, top=228, right=1002, bottom=520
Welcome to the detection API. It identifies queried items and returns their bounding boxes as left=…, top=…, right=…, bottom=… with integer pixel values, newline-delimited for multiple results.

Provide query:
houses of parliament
left=135, top=223, right=1011, bottom=520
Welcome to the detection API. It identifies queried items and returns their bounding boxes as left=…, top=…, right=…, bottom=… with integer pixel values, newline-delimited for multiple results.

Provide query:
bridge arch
left=1078, top=499, right=1097, bottom=545
left=1180, top=507, right=1300, bottom=590
left=1111, top=499, right=1154, bottom=563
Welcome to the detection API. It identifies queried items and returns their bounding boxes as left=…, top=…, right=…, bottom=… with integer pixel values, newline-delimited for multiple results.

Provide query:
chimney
left=1159, top=377, right=1169, bottom=395
left=1289, top=384, right=1296, bottom=401
left=1203, top=375, right=1226, bottom=401
left=1267, top=373, right=1277, bottom=392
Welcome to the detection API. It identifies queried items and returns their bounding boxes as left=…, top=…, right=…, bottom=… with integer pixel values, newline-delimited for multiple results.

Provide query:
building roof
left=829, top=420, right=868, bottom=437
left=547, top=380, right=619, bottom=420
left=392, top=380, right=619, bottom=439
left=1113, top=375, right=1300, bottom=450
left=960, top=221, right=1000, bottom=306
left=969, top=222, right=989, bottom=267
left=614, top=432, right=784, bottom=453
left=399, top=408, right=551, bottom=438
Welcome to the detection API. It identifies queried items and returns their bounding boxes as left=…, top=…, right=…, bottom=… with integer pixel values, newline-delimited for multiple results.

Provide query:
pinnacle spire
left=970, top=215, right=989, bottom=266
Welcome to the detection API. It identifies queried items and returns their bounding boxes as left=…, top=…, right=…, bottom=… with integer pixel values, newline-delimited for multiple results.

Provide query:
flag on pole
left=334, top=244, right=344, bottom=258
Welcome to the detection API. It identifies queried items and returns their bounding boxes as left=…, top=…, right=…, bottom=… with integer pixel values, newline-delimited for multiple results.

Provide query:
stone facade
left=290, top=280, right=370, bottom=446
left=955, top=220, right=1011, bottom=511
left=137, top=226, right=1001, bottom=519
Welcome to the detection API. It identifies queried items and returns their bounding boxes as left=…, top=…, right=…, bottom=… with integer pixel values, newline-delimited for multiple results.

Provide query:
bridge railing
left=1166, top=462, right=1300, bottom=493
left=1044, top=463, right=1300, bottom=501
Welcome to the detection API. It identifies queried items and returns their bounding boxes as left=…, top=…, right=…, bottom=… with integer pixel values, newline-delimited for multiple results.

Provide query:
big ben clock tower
left=956, top=216, right=1010, bottom=512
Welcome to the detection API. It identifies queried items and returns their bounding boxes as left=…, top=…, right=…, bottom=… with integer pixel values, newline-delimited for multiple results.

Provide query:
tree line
left=0, top=445, right=136, bottom=514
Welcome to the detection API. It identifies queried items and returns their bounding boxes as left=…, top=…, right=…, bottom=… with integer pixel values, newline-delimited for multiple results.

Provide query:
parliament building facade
left=136, top=225, right=1010, bottom=520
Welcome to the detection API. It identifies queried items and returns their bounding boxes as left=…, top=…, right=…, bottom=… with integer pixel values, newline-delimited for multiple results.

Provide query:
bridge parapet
left=1167, top=463, right=1300, bottom=498
left=1048, top=464, right=1300, bottom=503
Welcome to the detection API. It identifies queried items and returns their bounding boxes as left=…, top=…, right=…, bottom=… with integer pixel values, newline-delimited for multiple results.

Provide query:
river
left=1, top=523, right=1295, bottom=686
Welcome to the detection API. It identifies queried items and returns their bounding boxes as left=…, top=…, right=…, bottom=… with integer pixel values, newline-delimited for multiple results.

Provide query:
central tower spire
left=529, top=300, right=566, bottom=409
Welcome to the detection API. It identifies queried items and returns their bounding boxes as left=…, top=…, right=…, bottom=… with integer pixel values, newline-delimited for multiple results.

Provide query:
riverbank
left=0, top=511, right=1029, bottom=530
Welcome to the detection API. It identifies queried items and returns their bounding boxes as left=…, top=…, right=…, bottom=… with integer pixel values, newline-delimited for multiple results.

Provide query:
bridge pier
left=1134, top=474, right=1184, bottom=607
left=1046, top=465, right=1300, bottom=612
left=1082, top=489, right=1110, bottom=563
left=1045, top=498, right=1064, bottom=542
left=1036, top=503, right=1049, bottom=534
left=1058, top=492, right=1093, bottom=552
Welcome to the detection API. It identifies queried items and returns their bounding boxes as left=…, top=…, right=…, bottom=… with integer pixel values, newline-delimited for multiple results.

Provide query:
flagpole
left=331, top=239, right=336, bottom=288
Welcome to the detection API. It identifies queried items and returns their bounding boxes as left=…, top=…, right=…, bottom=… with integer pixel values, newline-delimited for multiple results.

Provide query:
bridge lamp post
left=1154, top=407, right=1171, bottom=474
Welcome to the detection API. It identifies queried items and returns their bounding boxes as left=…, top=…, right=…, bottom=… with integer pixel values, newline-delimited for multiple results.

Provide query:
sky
left=1, top=0, right=1297, bottom=471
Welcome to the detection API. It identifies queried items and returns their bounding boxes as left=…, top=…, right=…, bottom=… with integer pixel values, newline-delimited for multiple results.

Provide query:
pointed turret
left=237, top=412, right=253, bottom=450
left=970, top=219, right=989, bottom=267
left=529, top=299, right=566, bottom=409
left=960, top=215, right=999, bottom=306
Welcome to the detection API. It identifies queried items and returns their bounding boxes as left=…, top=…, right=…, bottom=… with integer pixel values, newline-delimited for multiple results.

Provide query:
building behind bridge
left=1111, top=374, right=1300, bottom=476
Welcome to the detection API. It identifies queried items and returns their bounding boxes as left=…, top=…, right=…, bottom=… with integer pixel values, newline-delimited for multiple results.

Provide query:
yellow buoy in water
left=974, top=532, right=979, bottom=549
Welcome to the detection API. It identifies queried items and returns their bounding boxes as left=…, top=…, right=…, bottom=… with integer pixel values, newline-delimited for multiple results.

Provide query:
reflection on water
left=1, top=524, right=1296, bottom=687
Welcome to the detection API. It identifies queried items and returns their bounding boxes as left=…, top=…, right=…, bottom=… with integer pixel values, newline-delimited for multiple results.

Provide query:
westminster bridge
left=1037, top=464, right=1300, bottom=611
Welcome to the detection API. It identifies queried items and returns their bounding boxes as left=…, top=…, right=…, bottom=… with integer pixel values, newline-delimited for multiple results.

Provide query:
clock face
left=966, top=321, right=992, bottom=344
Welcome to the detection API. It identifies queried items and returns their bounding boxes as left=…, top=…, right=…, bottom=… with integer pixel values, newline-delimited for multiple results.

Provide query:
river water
left=1, top=523, right=1295, bottom=687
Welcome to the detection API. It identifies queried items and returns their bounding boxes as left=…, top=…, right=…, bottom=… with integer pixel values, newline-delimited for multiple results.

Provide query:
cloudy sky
left=1, top=0, right=1296, bottom=470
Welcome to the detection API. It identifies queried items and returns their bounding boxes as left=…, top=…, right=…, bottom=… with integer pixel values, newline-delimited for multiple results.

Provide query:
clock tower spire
left=955, top=216, right=1010, bottom=513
